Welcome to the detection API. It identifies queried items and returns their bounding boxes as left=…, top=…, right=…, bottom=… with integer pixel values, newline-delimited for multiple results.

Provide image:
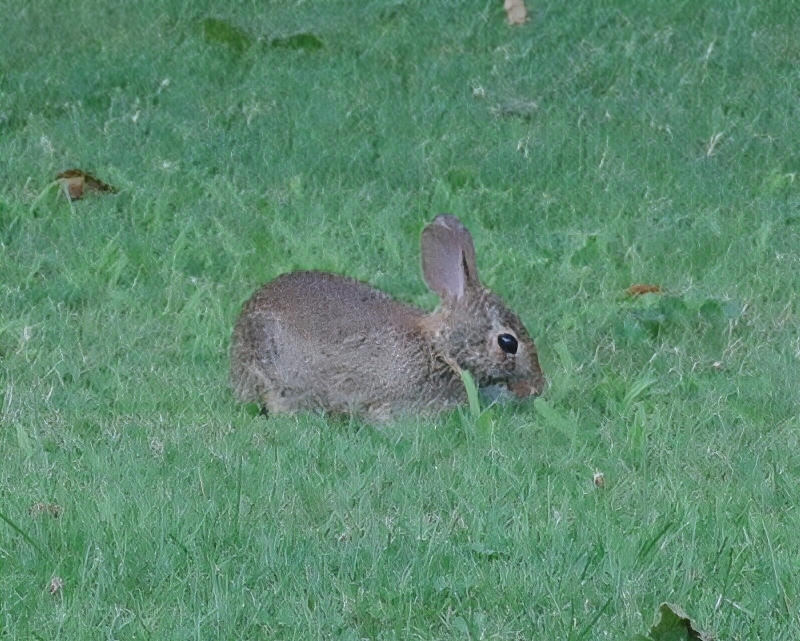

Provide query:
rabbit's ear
left=420, top=215, right=480, bottom=300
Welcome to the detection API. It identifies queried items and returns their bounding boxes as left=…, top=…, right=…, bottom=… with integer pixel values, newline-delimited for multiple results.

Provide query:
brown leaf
left=28, top=502, right=63, bottom=518
left=55, top=169, right=116, bottom=201
left=48, top=577, right=65, bottom=596
left=627, top=284, right=662, bottom=296
left=504, top=0, right=529, bottom=25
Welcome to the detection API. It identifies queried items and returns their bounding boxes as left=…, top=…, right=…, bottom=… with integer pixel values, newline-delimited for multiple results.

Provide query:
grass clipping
left=460, top=370, right=495, bottom=436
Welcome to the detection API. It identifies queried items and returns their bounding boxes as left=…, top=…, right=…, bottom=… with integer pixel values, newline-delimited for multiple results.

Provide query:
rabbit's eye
left=497, top=333, right=518, bottom=355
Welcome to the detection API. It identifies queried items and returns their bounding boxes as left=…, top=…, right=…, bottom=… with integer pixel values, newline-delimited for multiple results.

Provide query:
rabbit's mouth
left=508, top=379, right=541, bottom=398
left=479, top=374, right=545, bottom=403
left=480, top=384, right=513, bottom=403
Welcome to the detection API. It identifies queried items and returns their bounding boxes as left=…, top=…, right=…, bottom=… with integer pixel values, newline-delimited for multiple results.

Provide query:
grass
left=1, top=0, right=800, bottom=638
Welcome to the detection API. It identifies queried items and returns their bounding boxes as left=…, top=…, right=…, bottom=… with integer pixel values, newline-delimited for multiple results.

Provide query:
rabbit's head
left=420, top=215, right=545, bottom=398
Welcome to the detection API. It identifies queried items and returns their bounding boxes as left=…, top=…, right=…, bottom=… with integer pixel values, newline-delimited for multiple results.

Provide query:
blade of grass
left=0, top=510, right=46, bottom=557
left=460, top=369, right=481, bottom=419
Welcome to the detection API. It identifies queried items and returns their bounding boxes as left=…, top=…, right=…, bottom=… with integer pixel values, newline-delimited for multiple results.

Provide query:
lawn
left=1, top=0, right=799, bottom=638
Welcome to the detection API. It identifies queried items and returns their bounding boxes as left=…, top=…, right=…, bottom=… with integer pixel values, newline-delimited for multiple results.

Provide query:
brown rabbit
left=230, top=215, right=545, bottom=422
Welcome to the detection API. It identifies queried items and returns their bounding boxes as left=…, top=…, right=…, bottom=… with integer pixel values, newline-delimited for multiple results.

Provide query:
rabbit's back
left=230, top=271, right=459, bottom=420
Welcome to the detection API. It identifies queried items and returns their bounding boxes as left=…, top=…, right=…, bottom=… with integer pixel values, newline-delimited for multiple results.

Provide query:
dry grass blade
left=705, top=132, right=724, bottom=157
left=627, top=284, right=662, bottom=296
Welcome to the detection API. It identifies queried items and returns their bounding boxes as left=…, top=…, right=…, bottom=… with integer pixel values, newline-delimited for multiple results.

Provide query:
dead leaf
left=645, top=603, right=713, bottom=641
left=627, top=284, right=662, bottom=297
left=504, top=0, right=529, bottom=25
left=55, top=169, right=116, bottom=201
left=48, top=577, right=65, bottom=596
left=28, top=502, right=63, bottom=518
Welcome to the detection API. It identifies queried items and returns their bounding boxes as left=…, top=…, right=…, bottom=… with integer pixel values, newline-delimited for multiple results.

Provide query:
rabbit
left=230, top=214, right=545, bottom=423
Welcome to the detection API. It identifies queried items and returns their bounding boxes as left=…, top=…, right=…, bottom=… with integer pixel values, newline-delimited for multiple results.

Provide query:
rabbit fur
left=230, top=214, right=545, bottom=422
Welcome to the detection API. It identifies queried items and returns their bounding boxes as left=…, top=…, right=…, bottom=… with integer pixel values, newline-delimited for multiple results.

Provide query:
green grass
left=2, top=0, right=800, bottom=638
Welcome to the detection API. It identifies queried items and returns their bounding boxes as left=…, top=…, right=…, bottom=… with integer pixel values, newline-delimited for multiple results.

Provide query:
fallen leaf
left=48, top=577, right=64, bottom=596
left=644, top=603, right=713, bottom=641
left=55, top=169, right=116, bottom=201
left=504, top=0, right=529, bottom=25
left=627, top=284, right=662, bottom=297
left=28, top=502, right=63, bottom=518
